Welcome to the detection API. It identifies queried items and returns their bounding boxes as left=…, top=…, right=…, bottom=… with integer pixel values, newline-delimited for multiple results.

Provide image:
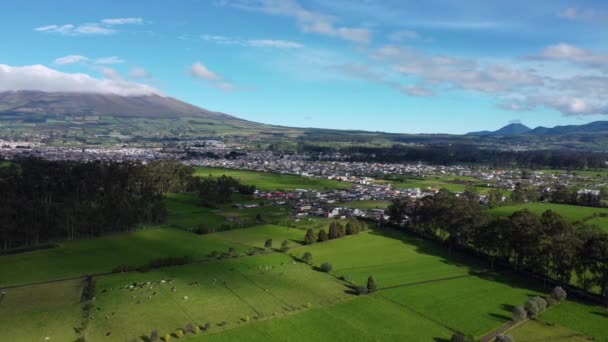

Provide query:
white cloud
left=54, top=55, right=89, bottom=65
left=200, top=34, right=304, bottom=48
left=389, top=30, right=421, bottom=42
left=219, top=0, right=371, bottom=43
left=100, top=67, right=122, bottom=80
left=0, top=64, right=161, bottom=96
left=188, top=62, right=236, bottom=91
left=532, top=43, right=608, bottom=71
left=248, top=39, right=303, bottom=48
left=34, top=18, right=143, bottom=36
left=129, top=67, right=152, bottom=79
left=101, top=17, right=143, bottom=25
left=189, top=62, right=221, bottom=81
left=94, top=56, right=125, bottom=65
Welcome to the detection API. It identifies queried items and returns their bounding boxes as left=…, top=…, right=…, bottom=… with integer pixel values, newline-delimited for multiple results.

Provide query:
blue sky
left=1, top=0, right=607, bottom=133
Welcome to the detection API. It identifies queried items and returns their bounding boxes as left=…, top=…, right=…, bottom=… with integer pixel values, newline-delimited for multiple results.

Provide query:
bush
left=111, top=264, right=135, bottom=273
left=304, top=228, right=316, bottom=245
left=451, top=333, right=468, bottom=342
left=355, top=286, right=368, bottom=295
left=525, top=296, right=547, bottom=318
left=150, top=330, right=159, bottom=342
left=318, top=229, right=328, bottom=242
left=185, top=323, right=195, bottom=334
left=203, top=322, right=211, bottom=331
left=280, top=240, right=290, bottom=252
left=163, top=333, right=171, bottom=341
left=175, top=329, right=184, bottom=338
left=551, top=286, right=567, bottom=302
left=495, top=334, right=515, bottom=342
left=320, top=262, right=333, bottom=272
left=302, top=252, right=313, bottom=264
left=367, top=276, right=377, bottom=293
left=264, top=239, right=272, bottom=249
left=512, top=306, right=527, bottom=322
left=193, top=325, right=200, bottom=334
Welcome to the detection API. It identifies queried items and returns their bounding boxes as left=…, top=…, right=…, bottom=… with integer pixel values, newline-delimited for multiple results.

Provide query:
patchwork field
left=290, top=230, right=484, bottom=288
left=194, top=167, right=352, bottom=191
left=508, top=320, right=591, bottom=342
left=540, top=300, right=608, bottom=341
left=490, top=202, right=608, bottom=225
left=0, top=279, right=83, bottom=342
left=337, top=200, right=391, bottom=209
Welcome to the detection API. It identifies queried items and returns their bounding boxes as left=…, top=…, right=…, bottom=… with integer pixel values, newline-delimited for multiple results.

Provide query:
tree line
left=387, top=190, right=608, bottom=298
left=0, top=158, right=195, bottom=250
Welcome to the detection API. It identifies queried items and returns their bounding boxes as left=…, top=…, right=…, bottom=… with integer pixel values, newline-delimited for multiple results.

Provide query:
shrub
left=495, top=334, right=515, bottom=342
left=280, top=240, right=290, bottom=252
left=512, top=306, right=527, bottom=322
left=193, top=325, right=200, bottom=334
left=525, top=296, right=547, bottom=318
left=164, top=333, right=171, bottom=341
left=228, top=247, right=237, bottom=257
left=304, top=228, right=316, bottom=245
left=318, top=229, right=328, bottom=242
left=203, top=322, right=211, bottom=331
left=320, top=262, right=333, bottom=272
left=112, top=264, right=135, bottom=273
left=355, top=286, right=368, bottom=295
left=175, top=329, right=184, bottom=338
left=551, top=286, right=567, bottom=302
left=264, top=239, right=272, bottom=249
left=451, top=333, right=468, bottom=342
left=150, top=330, right=159, bottom=342
left=302, top=252, right=313, bottom=264
left=185, top=323, right=195, bottom=334
left=340, top=274, right=352, bottom=282
left=195, top=224, right=211, bottom=235
left=367, top=276, right=377, bottom=293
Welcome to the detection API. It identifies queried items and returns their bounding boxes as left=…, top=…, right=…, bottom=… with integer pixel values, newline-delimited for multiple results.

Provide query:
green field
left=540, top=300, right=608, bottom=341
left=0, top=228, right=245, bottom=287
left=490, top=202, right=608, bottom=225
left=290, top=230, right=484, bottom=288
left=0, top=279, right=83, bottom=342
left=192, top=295, right=454, bottom=342
left=388, top=175, right=501, bottom=195
left=194, top=167, right=352, bottom=191
left=508, top=319, right=591, bottom=342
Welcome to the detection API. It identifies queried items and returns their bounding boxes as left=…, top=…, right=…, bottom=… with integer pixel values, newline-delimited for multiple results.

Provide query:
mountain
left=466, top=123, right=531, bottom=136
left=528, top=121, right=608, bottom=135
left=0, top=91, right=241, bottom=121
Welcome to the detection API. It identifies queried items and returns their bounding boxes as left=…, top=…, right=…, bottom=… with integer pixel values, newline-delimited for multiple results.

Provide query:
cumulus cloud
left=54, top=55, right=89, bottom=65
left=0, top=64, right=161, bottom=96
left=531, top=43, right=608, bottom=71
left=189, top=62, right=234, bottom=90
left=219, top=0, right=371, bottom=43
left=35, top=17, right=143, bottom=36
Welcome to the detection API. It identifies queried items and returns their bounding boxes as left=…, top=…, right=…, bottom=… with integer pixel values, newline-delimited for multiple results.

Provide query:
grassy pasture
left=86, top=253, right=350, bottom=341
left=379, top=273, right=543, bottom=338
left=213, top=224, right=308, bottom=249
left=490, top=202, right=608, bottom=223
left=193, top=295, right=454, bottom=342
left=508, top=320, right=591, bottom=342
left=540, top=300, right=608, bottom=341
left=290, top=230, right=483, bottom=288
left=194, top=167, right=352, bottom=191
left=0, top=279, right=83, bottom=342
left=388, top=175, right=499, bottom=195
left=0, top=228, right=245, bottom=287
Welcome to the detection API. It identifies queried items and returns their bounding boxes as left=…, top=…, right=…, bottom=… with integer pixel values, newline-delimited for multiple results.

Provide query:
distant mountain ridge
left=466, top=121, right=608, bottom=137
left=0, top=91, right=243, bottom=121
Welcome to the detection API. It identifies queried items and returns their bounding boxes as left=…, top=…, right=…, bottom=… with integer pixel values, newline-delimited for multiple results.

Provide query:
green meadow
left=337, top=200, right=391, bottom=209
left=194, top=167, right=352, bottom=191
left=490, top=202, right=608, bottom=226
left=508, top=319, right=591, bottom=342
left=540, top=300, right=608, bottom=341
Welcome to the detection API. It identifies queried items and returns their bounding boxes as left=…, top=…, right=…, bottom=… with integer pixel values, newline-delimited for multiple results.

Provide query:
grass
left=508, top=319, right=591, bottom=341
left=540, top=300, right=608, bottom=341
left=379, top=273, right=543, bottom=338
left=192, top=295, right=454, bottom=342
left=388, top=175, right=499, bottom=195
left=490, top=202, right=608, bottom=226
left=213, top=224, right=309, bottom=249
left=86, top=253, right=351, bottom=341
left=0, top=228, right=245, bottom=287
left=194, top=167, right=352, bottom=191
left=290, top=229, right=484, bottom=289
left=337, top=200, right=391, bottom=209
left=0, top=279, right=83, bottom=342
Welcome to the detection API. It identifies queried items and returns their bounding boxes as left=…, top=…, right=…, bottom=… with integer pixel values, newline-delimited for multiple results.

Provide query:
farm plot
left=540, top=300, right=608, bottom=341
left=378, top=273, right=543, bottom=339
left=213, top=224, right=309, bottom=249
left=192, top=295, right=454, bottom=342
left=290, top=230, right=483, bottom=288
left=0, top=228, right=245, bottom=287
left=194, top=167, right=352, bottom=191
left=86, top=253, right=350, bottom=341
left=490, top=202, right=608, bottom=223
left=0, top=279, right=83, bottom=342
left=508, top=320, right=591, bottom=342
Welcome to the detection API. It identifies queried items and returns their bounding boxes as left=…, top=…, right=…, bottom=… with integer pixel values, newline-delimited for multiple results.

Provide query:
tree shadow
left=489, top=312, right=511, bottom=321
left=591, top=310, right=608, bottom=318
left=139, top=336, right=150, bottom=342
left=501, top=303, right=515, bottom=312
left=433, top=338, right=451, bottom=342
